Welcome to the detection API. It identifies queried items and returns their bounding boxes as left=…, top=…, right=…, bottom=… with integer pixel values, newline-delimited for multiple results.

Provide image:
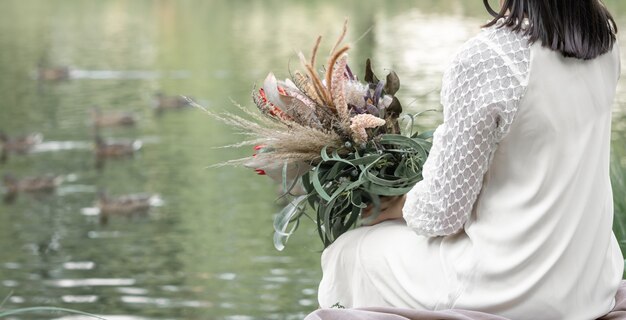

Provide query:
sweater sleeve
left=402, top=26, right=531, bottom=237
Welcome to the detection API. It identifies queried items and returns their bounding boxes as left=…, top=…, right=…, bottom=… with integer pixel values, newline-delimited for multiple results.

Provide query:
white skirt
left=318, top=220, right=451, bottom=310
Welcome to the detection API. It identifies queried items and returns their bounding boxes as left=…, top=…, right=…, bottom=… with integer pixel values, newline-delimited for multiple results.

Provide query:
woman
left=316, top=0, right=623, bottom=319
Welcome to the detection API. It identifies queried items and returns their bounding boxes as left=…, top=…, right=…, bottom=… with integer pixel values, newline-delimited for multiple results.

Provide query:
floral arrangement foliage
left=198, top=22, right=432, bottom=250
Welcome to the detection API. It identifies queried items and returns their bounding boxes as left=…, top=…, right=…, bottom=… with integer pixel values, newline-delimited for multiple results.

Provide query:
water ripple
left=301, top=288, right=316, bottom=295
left=116, top=287, right=149, bottom=295
left=87, top=231, right=122, bottom=239
left=2, top=280, right=19, bottom=287
left=298, top=298, right=315, bottom=306
left=63, top=261, right=96, bottom=270
left=32, top=141, right=93, bottom=153
left=47, top=278, right=136, bottom=288
left=3, top=262, right=21, bottom=269
left=261, top=276, right=289, bottom=283
left=61, top=295, right=99, bottom=303
left=69, top=69, right=191, bottom=80
left=51, top=316, right=157, bottom=320
left=217, top=273, right=237, bottom=281
left=250, top=256, right=293, bottom=263
left=120, top=296, right=211, bottom=308
left=223, top=316, right=254, bottom=320
left=58, top=185, right=98, bottom=196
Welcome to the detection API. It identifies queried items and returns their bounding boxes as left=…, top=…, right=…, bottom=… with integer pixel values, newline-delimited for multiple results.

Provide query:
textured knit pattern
left=403, top=25, right=531, bottom=236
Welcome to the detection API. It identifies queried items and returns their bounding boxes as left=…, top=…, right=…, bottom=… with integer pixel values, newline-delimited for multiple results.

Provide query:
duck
left=94, top=135, right=141, bottom=158
left=3, top=173, right=62, bottom=203
left=94, top=135, right=142, bottom=169
left=97, top=191, right=156, bottom=224
left=90, top=107, right=137, bottom=128
left=152, top=92, right=192, bottom=115
left=0, top=132, right=43, bottom=163
left=37, top=64, right=70, bottom=81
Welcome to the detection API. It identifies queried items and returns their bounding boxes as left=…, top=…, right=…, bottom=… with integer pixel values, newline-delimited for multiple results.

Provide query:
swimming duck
left=3, top=173, right=62, bottom=203
left=37, top=65, right=70, bottom=81
left=152, top=92, right=192, bottom=115
left=94, top=136, right=141, bottom=158
left=94, top=135, right=142, bottom=169
left=0, top=132, right=43, bottom=163
left=97, top=191, right=156, bottom=224
left=90, top=107, right=137, bottom=128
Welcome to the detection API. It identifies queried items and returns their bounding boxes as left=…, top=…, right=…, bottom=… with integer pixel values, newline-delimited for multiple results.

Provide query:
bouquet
left=197, top=22, right=432, bottom=250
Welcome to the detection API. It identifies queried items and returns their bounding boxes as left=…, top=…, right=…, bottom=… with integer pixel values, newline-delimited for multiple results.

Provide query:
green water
left=0, top=1, right=624, bottom=319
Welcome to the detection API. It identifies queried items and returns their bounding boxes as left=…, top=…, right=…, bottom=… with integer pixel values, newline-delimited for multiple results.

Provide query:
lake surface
left=0, top=1, right=625, bottom=319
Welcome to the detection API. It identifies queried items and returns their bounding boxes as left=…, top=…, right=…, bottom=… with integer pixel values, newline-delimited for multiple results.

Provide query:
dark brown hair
left=483, top=0, right=618, bottom=60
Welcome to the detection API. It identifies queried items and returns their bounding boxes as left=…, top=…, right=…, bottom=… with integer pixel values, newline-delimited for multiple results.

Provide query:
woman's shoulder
left=450, top=24, right=531, bottom=73
left=440, top=24, right=532, bottom=111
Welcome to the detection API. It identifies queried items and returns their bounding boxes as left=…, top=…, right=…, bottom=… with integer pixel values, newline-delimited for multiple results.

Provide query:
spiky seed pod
left=331, top=54, right=350, bottom=124
left=349, top=114, right=386, bottom=144
left=292, top=72, right=337, bottom=129
left=293, top=72, right=324, bottom=107
left=252, top=89, right=276, bottom=116
left=281, top=87, right=326, bottom=130
left=283, top=86, right=317, bottom=109
left=252, top=88, right=290, bottom=121
left=282, top=99, right=324, bottom=130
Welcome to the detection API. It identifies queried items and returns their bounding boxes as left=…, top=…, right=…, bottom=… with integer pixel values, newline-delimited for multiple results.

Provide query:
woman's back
left=445, top=25, right=624, bottom=318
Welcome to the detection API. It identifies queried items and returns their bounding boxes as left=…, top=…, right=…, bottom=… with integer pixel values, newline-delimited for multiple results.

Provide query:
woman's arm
left=402, top=28, right=531, bottom=237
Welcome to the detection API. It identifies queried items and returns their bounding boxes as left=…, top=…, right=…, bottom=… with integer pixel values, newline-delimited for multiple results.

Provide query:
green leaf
left=393, top=156, right=408, bottom=177
left=326, top=161, right=347, bottom=180
left=328, top=182, right=351, bottom=203
left=339, top=207, right=361, bottom=235
left=322, top=197, right=338, bottom=243
left=350, top=154, right=386, bottom=166
left=273, top=196, right=307, bottom=251
left=363, top=183, right=416, bottom=196
left=379, top=134, right=423, bottom=150
left=311, top=164, right=333, bottom=202
left=415, top=129, right=435, bottom=140
left=301, top=117, right=434, bottom=248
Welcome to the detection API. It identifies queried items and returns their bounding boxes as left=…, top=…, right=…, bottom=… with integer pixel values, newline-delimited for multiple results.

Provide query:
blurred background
left=0, top=1, right=625, bottom=319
